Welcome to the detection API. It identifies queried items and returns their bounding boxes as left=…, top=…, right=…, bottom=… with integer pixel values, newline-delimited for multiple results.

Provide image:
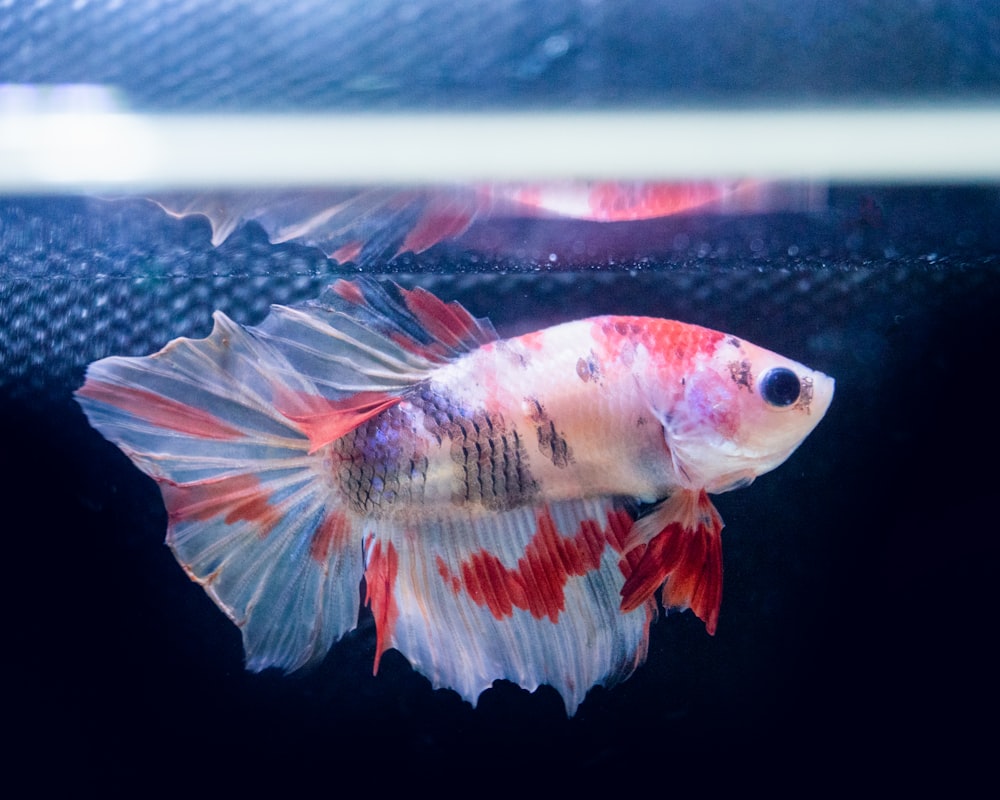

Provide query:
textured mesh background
left=2, top=191, right=998, bottom=785
left=0, top=194, right=1000, bottom=785
left=3, top=0, right=1000, bottom=786
left=2, top=189, right=998, bottom=397
left=1, top=1, right=999, bottom=111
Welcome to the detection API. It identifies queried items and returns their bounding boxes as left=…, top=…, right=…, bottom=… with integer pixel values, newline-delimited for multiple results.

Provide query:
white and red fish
left=150, top=181, right=824, bottom=264
left=76, top=279, right=834, bottom=714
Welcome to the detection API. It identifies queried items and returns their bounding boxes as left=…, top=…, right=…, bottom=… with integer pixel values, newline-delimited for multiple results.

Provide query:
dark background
left=2, top=0, right=1000, bottom=111
left=2, top=0, right=999, bottom=792
left=2, top=191, right=997, bottom=789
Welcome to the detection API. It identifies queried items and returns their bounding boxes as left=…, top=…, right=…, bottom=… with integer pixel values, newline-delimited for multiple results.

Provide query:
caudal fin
left=77, top=313, right=369, bottom=670
left=76, top=279, right=493, bottom=672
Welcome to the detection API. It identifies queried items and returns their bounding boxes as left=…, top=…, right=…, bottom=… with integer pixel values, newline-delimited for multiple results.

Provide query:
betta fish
left=77, top=278, right=833, bottom=715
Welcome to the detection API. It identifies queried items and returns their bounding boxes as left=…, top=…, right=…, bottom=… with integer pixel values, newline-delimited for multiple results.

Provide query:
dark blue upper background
left=2, top=0, right=999, bottom=111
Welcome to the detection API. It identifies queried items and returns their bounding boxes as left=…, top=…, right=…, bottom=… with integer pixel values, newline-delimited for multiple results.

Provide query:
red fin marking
left=602, top=507, right=644, bottom=578
left=575, top=518, right=610, bottom=571
left=274, top=388, right=402, bottom=452
left=439, top=507, right=609, bottom=622
left=399, top=208, right=475, bottom=255
left=365, top=539, right=400, bottom=674
left=331, top=278, right=366, bottom=305
left=309, top=510, right=352, bottom=563
left=330, top=240, right=364, bottom=265
left=78, top=379, right=244, bottom=440
left=455, top=547, right=511, bottom=617
left=387, top=330, right=448, bottom=362
left=161, top=474, right=281, bottom=536
left=399, top=286, right=480, bottom=349
left=667, top=521, right=722, bottom=634
left=435, top=555, right=462, bottom=594
left=619, top=523, right=685, bottom=612
left=619, top=490, right=723, bottom=634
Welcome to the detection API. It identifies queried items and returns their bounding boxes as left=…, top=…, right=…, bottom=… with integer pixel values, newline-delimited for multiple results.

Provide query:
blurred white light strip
left=3, top=106, right=1000, bottom=190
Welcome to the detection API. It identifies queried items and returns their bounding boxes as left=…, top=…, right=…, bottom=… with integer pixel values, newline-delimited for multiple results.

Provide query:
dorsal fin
left=245, top=278, right=495, bottom=394
left=243, top=279, right=496, bottom=449
left=313, top=278, right=497, bottom=362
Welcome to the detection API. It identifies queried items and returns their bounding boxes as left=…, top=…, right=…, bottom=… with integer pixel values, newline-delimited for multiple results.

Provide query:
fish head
left=653, top=332, right=835, bottom=493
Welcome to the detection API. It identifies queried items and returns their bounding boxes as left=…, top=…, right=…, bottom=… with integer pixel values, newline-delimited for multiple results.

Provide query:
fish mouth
left=809, top=372, right=836, bottom=423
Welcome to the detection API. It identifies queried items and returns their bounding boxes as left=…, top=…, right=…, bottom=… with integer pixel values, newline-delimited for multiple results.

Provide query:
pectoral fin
left=620, top=489, right=724, bottom=635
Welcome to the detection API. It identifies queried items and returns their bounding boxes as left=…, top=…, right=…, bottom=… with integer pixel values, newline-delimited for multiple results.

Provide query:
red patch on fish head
left=592, top=317, right=726, bottom=385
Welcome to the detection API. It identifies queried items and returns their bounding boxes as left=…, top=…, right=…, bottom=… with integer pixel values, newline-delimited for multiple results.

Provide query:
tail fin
left=620, top=489, right=724, bottom=635
left=76, top=279, right=493, bottom=672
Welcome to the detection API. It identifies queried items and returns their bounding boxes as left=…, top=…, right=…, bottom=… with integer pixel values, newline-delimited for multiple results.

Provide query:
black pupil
left=760, top=368, right=800, bottom=407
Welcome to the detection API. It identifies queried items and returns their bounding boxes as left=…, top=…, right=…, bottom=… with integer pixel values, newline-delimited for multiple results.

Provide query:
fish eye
left=760, top=367, right=801, bottom=407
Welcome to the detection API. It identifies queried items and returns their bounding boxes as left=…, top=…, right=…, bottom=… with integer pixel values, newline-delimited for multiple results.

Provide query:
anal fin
left=620, top=489, right=724, bottom=635
left=362, top=499, right=656, bottom=716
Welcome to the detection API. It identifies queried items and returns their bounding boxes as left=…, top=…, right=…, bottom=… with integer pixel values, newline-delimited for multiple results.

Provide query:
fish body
left=77, top=279, right=833, bottom=714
